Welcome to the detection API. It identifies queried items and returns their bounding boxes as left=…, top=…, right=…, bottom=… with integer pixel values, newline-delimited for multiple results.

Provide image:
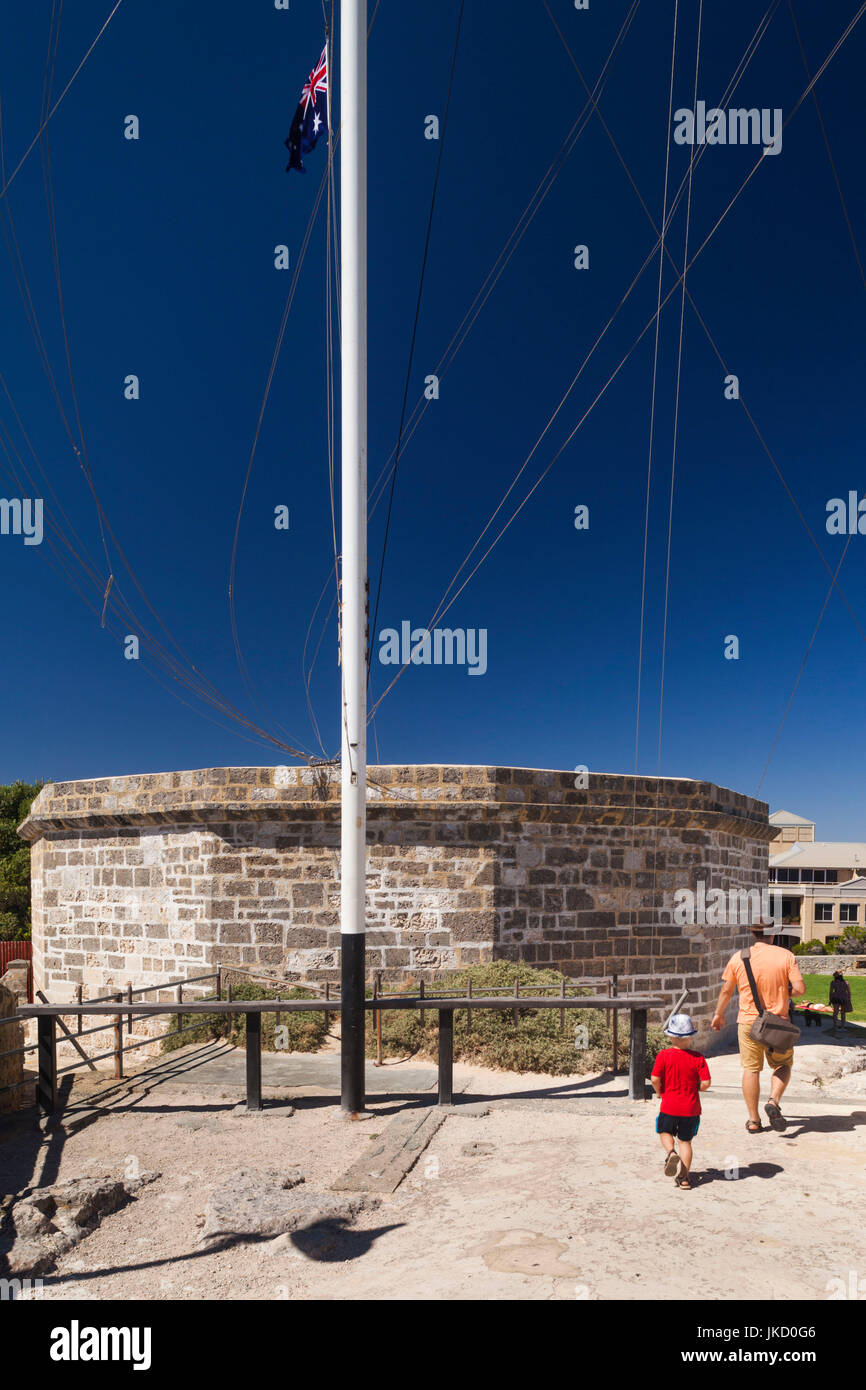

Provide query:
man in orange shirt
left=712, top=919, right=806, bottom=1133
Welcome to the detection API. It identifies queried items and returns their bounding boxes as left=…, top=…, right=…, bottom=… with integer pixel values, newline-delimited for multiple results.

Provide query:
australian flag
left=285, top=43, right=329, bottom=173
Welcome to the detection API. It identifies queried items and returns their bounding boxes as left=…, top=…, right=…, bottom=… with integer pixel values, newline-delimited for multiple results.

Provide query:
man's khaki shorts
left=737, top=1022, right=794, bottom=1072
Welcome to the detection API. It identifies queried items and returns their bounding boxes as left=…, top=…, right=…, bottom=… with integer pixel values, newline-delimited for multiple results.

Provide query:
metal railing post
left=37, top=1015, right=57, bottom=1115
left=628, top=1007, right=647, bottom=1101
left=438, top=1008, right=453, bottom=1106
left=611, top=973, right=619, bottom=1074
left=374, top=971, right=383, bottom=1067
left=246, top=1010, right=262, bottom=1111
left=114, top=995, right=124, bottom=1079
left=35, top=990, right=95, bottom=1072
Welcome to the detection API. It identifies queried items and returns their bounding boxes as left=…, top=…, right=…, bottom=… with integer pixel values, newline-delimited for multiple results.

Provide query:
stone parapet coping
left=18, top=766, right=772, bottom=843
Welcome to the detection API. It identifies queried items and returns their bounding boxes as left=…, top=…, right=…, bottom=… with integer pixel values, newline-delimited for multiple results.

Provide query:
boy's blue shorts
left=656, top=1113, right=700, bottom=1141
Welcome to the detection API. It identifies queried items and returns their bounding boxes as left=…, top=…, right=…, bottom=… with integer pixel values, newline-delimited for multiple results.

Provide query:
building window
left=815, top=903, right=834, bottom=923
left=840, top=904, right=859, bottom=924
left=800, top=870, right=814, bottom=882
left=825, top=871, right=838, bottom=884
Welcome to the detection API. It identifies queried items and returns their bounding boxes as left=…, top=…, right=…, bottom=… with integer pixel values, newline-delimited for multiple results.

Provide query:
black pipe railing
left=15, top=993, right=662, bottom=1114
left=0, top=970, right=221, bottom=1103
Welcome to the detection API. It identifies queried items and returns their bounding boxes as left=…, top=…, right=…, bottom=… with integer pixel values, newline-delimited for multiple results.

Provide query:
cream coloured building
left=768, top=810, right=866, bottom=945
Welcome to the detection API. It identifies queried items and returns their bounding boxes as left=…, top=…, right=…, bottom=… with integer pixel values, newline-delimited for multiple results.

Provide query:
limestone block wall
left=19, top=766, right=773, bottom=1032
left=797, top=955, right=866, bottom=975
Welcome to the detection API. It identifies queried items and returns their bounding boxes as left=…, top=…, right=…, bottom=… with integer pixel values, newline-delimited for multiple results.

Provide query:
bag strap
left=740, top=947, right=766, bottom=1015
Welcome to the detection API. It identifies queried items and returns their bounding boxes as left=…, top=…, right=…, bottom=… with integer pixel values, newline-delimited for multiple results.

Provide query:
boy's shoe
left=664, top=1150, right=680, bottom=1177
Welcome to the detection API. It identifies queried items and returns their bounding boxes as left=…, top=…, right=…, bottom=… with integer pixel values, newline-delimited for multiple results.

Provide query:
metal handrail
left=6, top=961, right=663, bottom=1109
left=0, top=969, right=220, bottom=1101
left=17, top=992, right=662, bottom=1115
left=127, top=970, right=219, bottom=998
left=19, top=995, right=661, bottom=1015
left=0, top=1040, right=38, bottom=1061
left=217, top=970, right=637, bottom=999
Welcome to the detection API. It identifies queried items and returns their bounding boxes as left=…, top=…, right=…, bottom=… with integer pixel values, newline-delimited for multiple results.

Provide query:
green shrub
left=0, top=781, right=43, bottom=940
left=160, top=980, right=327, bottom=1054
left=0, top=912, right=21, bottom=939
left=365, top=961, right=665, bottom=1076
left=793, top=940, right=825, bottom=956
left=836, top=923, right=866, bottom=956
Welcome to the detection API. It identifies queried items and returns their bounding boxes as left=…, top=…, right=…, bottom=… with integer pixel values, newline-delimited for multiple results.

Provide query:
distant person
left=829, top=972, right=853, bottom=1034
left=712, top=918, right=805, bottom=1133
left=651, top=1014, right=711, bottom=1191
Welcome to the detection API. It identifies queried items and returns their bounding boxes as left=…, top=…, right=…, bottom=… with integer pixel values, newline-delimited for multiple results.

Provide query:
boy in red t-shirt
left=651, top=1014, right=711, bottom=1190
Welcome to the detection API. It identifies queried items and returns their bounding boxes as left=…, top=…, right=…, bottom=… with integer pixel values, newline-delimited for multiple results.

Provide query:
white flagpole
left=339, top=0, right=368, bottom=1114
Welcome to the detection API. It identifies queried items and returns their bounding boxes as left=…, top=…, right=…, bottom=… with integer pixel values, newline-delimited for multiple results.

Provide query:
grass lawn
left=800, top=973, right=866, bottom=1023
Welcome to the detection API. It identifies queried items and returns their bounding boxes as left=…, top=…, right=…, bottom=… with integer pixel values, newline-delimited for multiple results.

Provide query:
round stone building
left=19, top=766, right=773, bottom=1034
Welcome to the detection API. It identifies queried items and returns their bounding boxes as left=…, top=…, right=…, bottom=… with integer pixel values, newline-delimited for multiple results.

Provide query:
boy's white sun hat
left=665, top=1013, right=697, bottom=1037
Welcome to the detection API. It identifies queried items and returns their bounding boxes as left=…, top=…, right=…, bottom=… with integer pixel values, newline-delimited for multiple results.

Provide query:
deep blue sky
left=0, top=0, right=864, bottom=839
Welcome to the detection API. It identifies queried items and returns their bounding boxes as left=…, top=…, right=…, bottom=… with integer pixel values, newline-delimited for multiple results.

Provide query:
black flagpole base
left=340, top=933, right=366, bottom=1113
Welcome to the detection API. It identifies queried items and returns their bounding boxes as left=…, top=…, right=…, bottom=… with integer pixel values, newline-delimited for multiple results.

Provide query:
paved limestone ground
left=1, top=1029, right=864, bottom=1301
left=90, top=1040, right=443, bottom=1097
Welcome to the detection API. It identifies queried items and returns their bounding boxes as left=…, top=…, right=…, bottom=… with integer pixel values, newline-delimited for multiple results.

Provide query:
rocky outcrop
left=3, top=1171, right=159, bottom=1276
